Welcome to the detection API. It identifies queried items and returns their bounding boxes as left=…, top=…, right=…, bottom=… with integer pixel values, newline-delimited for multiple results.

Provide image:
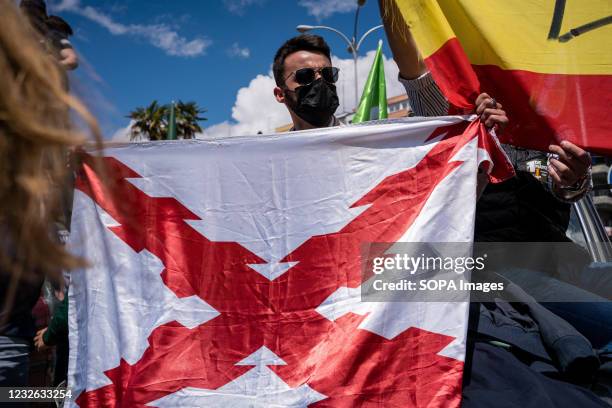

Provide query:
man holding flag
left=379, top=0, right=592, bottom=206
left=378, top=0, right=610, bottom=405
left=267, top=5, right=609, bottom=407
left=272, top=33, right=509, bottom=132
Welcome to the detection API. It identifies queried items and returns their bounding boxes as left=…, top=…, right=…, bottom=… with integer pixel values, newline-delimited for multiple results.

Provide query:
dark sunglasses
left=285, top=66, right=339, bottom=86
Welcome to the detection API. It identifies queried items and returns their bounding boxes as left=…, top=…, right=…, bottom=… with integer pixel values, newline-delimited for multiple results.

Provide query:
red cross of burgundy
left=74, top=122, right=472, bottom=407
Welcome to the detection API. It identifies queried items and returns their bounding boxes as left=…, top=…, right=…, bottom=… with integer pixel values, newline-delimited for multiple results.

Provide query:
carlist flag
left=67, top=118, right=513, bottom=407
left=390, top=0, right=612, bottom=154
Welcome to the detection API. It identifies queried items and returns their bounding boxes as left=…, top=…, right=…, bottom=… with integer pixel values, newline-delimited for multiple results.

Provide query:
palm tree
left=128, top=101, right=168, bottom=141
left=128, top=101, right=207, bottom=141
left=175, top=101, right=207, bottom=139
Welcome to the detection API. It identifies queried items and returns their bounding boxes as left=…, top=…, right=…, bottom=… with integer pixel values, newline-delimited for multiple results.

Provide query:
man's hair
left=46, top=15, right=74, bottom=37
left=20, top=0, right=47, bottom=15
left=273, top=34, right=331, bottom=87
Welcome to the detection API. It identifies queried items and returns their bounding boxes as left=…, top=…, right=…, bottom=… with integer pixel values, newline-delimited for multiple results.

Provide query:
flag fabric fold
left=67, top=119, right=513, bottom=407
left=352, top=40, right=388, bottom=124
left=392, top=0, right=612, bottom=154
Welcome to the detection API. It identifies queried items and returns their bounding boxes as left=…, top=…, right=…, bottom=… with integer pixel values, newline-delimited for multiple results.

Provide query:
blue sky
left=48, top=0, right=405, bottom=139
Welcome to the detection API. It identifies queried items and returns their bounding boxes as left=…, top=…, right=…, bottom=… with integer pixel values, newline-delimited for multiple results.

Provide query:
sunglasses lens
left=322, top=67, right=339, bottom=83
left=295, top=68, right=315, bottom=85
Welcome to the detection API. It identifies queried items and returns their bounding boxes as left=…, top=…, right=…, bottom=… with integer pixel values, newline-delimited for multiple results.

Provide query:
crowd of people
left=0, top=0, right=610, bottom=406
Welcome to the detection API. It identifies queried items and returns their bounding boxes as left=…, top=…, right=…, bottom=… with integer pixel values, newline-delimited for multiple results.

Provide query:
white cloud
left=54, top=0, right=211, bottom=57
left=223, top=0, right=266, bottom=15
left=298, top=0, right=358, bottom=20
left=332, top=50, right=405, bottom=115
left=202, top=51, right=406, bottom=139
left=54, top=0, right=80, bottom=9
left=227, top=42, right=251, bottom=59
left=202, top=73, right=290, bottom=138
left=111, top=121, right=135, bottom=142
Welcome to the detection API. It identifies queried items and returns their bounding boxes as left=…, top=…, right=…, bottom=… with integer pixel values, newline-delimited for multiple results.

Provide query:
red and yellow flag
left=393, top=0, right=612, bottom=154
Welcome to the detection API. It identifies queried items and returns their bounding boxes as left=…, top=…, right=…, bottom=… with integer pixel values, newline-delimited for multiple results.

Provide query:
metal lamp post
left=297, top=3, right=382, bottom=111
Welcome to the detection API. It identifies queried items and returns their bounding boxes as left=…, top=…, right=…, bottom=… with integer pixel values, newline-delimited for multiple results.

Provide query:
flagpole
left=167, top=100, right=177, bottom=140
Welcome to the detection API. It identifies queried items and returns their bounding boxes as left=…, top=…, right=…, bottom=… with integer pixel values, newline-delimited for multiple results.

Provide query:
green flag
left=167, top=101, right=177, bottom=140
left=352, top=40, right=388, bottom=124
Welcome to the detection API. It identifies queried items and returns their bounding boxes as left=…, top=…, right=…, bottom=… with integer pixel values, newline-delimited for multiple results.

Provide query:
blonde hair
left=0, top=0, right=101, bottom=294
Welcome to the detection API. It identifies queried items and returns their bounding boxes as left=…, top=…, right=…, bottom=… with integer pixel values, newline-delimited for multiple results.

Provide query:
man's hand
left=549, top=141, right=591, bottom=187
left=59, top=48, right=78, bottom=70
left=34, top=328, right=49, bottom=352
left=475, top=93, right=509, bottom=130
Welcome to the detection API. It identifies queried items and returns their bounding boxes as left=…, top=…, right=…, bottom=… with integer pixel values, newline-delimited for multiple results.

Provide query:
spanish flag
left=391, top=0, right=612, bottom=154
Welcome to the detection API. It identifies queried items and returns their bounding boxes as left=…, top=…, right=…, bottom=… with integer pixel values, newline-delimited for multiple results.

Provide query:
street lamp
left=297, top=3, right=383, bottom=111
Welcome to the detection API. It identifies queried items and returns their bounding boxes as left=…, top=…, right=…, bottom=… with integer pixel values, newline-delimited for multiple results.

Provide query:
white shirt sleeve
left=398, top=71, right=449, bottom=117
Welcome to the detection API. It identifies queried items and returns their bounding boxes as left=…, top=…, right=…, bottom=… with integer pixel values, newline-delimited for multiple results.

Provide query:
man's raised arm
left=378, top=0, right=426, bottom=80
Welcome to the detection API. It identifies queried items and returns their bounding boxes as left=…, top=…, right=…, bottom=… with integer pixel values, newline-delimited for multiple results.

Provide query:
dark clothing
left=462, top=342, right=608, bottom=408
left=461, top=276, right=610, bottom=406
left=0, top=271, right=44, bottom=339
left=499, top=267, right=612, bottom=350
left=545, top=301, right=612, bottom=351
left=43, top=293, right=69, bottom=385
left=475, top=277, right=600, bottom=381
left=43, top=295, right=67, bottom=346
left=53, top=339, right=69, bottom=386
left=475, top=170, right=571, bottom=242
left=0, top=225, right=45, bottom=338
left=0, top=336, right=30, bottom=387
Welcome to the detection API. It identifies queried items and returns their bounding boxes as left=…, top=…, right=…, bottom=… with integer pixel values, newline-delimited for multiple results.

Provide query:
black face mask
left=285, top=78, right=340, bottom=127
